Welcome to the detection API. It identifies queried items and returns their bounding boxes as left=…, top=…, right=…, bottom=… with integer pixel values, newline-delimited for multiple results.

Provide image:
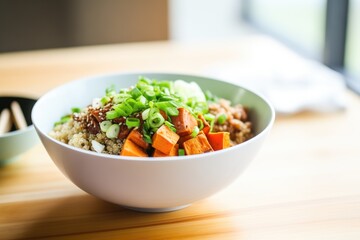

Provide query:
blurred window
left=345, top=0, right=360, bottom=77
left=244, top=0, right=326, bottom=60
left=243, top=0, right=360, bottom=94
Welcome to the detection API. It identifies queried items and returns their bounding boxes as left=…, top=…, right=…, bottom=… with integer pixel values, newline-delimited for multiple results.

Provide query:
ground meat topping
left=209, top=98, right=253, bottom=146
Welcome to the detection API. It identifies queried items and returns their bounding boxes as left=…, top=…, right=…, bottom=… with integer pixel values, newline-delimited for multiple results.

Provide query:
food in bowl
left=32, top=73, right=274, bottom=212
left=50, top=77, right=253, bottom=157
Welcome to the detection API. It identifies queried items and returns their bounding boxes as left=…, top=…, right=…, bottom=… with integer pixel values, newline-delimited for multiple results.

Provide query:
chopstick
left=0, top=101, right=28, bottom=135
left=0, top=108, right=12, bottom=134
left=11, top=101, right=27, bottom=130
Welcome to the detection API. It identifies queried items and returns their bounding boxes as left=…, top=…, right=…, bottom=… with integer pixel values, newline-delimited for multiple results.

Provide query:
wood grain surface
left=1, top=35, right=359, bottom=240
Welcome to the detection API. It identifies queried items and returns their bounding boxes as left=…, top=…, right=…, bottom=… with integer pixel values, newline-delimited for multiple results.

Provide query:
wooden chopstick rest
left=0, top=108, right=12, bottom=134
left=11, top=101, right=28, bottom=130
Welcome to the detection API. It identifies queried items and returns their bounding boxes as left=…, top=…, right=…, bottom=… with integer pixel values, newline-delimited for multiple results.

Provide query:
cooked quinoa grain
left=49, top=120, right=124, bottom=155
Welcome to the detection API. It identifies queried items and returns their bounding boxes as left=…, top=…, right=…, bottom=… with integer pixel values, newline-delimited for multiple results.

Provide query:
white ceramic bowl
left=0, top=96, right=38, bottom=166
left=32, top=72, right=275, bottom=212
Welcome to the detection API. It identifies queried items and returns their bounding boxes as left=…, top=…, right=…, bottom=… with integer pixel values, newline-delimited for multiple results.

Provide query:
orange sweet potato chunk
left=183, top=132, right=213, bottom=155
left=127, top=128, right=149, bottom=150
left=171, top=108, right=198, bottom=136
left=152, top=125, right=180, bottom=154
left=121, top=139, right=148, bottom=157
left=153, top=144, right=179, bottom=157
left=206, top=132, right=230, bottom=151
left=177, top=134, right=193, bottom=148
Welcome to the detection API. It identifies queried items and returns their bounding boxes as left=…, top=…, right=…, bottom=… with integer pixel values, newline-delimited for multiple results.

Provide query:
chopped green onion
left=209, top=118, right=215, bottom=132
left=205, top=90, right=218, bottom=102
left=71, top=107, right=81, bottom=113
left=143, top=133, right=152, bottom=143
left=126, top=118, right=140, bottom=128
left=61, top=115, right=71, bottom=121
left=54, top=115, right=71, bottom=126
left=100, top=120, right=112, bottom=132
left=113, top=103, right=132, bottom=116
left=106, top=124, right=120, bottom=138
left=155, top=101, right=179, bottom=117
left=106, top=110, right=119, bottom=120
left=157, top=81, right=172, bottom=89
left=204, top=113, right=215, bottom=121
left=138, top=76, right=151, bottom=85
left=197, top=118, right=204, bottom=130
left=193, top=102, right=208, bottom=114
left=129, top=87, right=142, bottom=99
left=125, top=98, right=138, bottom=111
left=165, top=107, right=179, bottom=116
left=100, top=96, right=111, bottom=105
left=138, top=95, right=147, bottom=105
left=178, top=149, right=185, bottom=156
left=142, top=108, right=150, bottom=120
left=164, top=120, right=176, bottom=132
left=217, top=114, right=227, bottom=125
left=148, top=112, right=164, bottom=129
left=144, top=90, right=155, bottom=100
left=105, top=85, right=116, bottom=97
left=113, top=93, right=131, bottom=104
left=191, top=126, right=199, bottom=137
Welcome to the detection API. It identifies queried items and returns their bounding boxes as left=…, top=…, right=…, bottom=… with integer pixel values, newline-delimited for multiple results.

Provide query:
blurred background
left=0, top=0, right=358, bottom=94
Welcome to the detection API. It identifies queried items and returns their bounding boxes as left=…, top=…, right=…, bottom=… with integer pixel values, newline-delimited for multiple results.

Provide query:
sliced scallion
left=144, top=90, right=155, bottom=100
left=217, top=113, right=227, bottom=125
left=191, top=126, right=199, bottom=138
left=71, top=107, right=81, bottom=113
left=113, top=93, right=131, bottom=104
left=204, top=113, right=215, bottom=121
left=129, top=87, right=142, bottom=99
left=178, top=149, right=185, bottom=156
left=106, top=124, right=120, bottom=139
left=106, top=110, right=119, bottom=120
left=100, top=96, right=111, bottom=105
left=142, top=108, right=150, bottom=120
left=149, top=112, right=164, bottom=129
left=164, top=120, right=176, bottom=132
left=100, top=120, right=112, bottom=132
left=138, top=95, right=147, bottom=105
left=143, top=132, right=152, bottom=144
left=126, top=118, right=140, bottom=128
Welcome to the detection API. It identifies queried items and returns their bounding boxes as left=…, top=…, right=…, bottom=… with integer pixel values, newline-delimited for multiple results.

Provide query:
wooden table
left=1, top=35, right=360, bottom=240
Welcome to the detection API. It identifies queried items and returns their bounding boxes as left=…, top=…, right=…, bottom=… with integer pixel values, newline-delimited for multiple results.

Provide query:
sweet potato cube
left=171, top=108, right=198, bottom=136
left=153, top=144, right=179, bottom=157
left=206, top=132, right=230, bottom=151
left=121, top=139, right=148, bottom=157
left=183, top=132, right=213, bottom=155
left=127, top=128, right=149, bottom=150
left=152, top=125, right=180, bottom=154
left=177, top=134, right=193, bottom=148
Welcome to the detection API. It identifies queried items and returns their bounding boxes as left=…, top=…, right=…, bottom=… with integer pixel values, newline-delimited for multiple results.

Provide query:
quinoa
left=49, top=120, right=124, bottom=155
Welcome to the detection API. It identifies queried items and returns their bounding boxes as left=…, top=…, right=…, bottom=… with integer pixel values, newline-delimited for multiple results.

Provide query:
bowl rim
left=0, top=96, right=37, bottom=139
left=32, top=71, right=275, bottom=162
